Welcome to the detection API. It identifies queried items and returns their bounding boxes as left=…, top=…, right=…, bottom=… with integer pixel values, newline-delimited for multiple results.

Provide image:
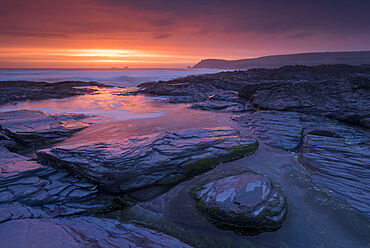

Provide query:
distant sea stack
left=193, top=51, right=370, bottom=69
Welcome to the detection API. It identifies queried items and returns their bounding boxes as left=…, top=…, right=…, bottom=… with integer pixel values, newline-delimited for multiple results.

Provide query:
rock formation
left=194, top=172, right=287, bottom=233
left=37, top=127, right=258, bottom=193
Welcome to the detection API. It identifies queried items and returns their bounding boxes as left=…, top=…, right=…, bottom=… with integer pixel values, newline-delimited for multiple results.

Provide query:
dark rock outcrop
left=0, top=217, right=192, bottom=248
left=168, top=94, right=209, bottom=104
left=137, top=74, right=246, bottom=97
left=190, top=101, right=245, bottom=112
left=233, top=110, right=370, bottom=216
left=194, top=172, right=287, bottom=233
left=37, top=127, right=258, bottom=193
left=0, top=110, right=91, bottom=146
left=137, top=65, right=370, bottom=120
left=0, top=80, right=109, bottom=106
left=238, top=76, right=370, bottom=127
left=139, top=65, right=370, bottom=99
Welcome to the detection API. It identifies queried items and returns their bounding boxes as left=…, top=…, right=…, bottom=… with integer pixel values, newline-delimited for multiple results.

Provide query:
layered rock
left=138, top=75, right=245, bottom=97
left=233, top=110, right=370, bottom=216
left=194, top=172, right=287, bottom=233
left=0, top=217, right=192, bottom=248
left=300, top=115, right=370, bottom=215
left=37, top=127, right=258, bottom=193
left=0, top=80, right=108, bottom=106
left=0, top=147, right=43, bottom=178
left=0, top=110, right=90, bottom=146
left=232, top=111, right=303, bottom=151
left=238, top=76, right=370, bottom=127
left=0, top=164, right=104, bottom=222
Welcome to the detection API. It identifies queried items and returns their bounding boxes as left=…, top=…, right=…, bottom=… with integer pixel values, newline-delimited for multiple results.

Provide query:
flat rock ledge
left=0, top=110, right=91, bottom=146
left=0, top=147, right=43, bottom=177
left=194, top=172, right=287, bottom=234
left=0, top=217, right=192, bottom=248
left=37, top=126, right=258, bottom=193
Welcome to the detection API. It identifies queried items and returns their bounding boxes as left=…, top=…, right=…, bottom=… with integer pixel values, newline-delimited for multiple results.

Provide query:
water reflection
left=0, top=87, right=167, bottom=121
left=0, top=86, right=234, bottom=144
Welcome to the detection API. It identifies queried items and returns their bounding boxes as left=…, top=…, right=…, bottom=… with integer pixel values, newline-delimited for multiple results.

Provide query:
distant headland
left=193, top=51, right=370, bottom=69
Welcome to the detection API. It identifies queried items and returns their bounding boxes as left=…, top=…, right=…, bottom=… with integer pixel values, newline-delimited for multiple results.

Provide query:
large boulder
left=37, top=127, right=258, bottom=193
left=0, top=110, right=90, bottom=146
left=194, top=172, right=287, bottom=233
left=238, top=76, right=370, bottom=128
left=0, top=217, right=192, bottom=248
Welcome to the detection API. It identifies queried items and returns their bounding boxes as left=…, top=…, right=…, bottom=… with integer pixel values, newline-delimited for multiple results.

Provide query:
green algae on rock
left=37, top=126, right=258, bottom=194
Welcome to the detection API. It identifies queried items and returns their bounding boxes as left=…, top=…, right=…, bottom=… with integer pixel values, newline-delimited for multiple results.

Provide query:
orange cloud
left=0, top=0, right=369, bottom=68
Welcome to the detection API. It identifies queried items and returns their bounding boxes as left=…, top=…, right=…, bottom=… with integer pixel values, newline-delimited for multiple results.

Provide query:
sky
left=0, top=0, right=369, bottom=68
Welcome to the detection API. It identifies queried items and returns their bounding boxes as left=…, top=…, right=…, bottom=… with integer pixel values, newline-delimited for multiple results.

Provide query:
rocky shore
left=0, top=65, right=369, bottom=247
left=137, top=64, right=370, bottom=218
left=0, top=80, right=110, bottom=106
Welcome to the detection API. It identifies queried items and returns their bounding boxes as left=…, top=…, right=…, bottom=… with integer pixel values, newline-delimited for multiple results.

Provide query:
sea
left=0, top=68, right=230, bottom=129
left=0, top=68, right=224, bottom=87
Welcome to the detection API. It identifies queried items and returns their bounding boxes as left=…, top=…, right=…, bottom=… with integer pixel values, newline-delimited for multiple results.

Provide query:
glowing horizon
left=0, top=0, right=369, bottom=68
left=0, top=48, right=204, bottom=68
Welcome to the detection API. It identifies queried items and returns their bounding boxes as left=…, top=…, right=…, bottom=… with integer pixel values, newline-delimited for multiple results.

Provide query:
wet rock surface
left=300, top=116, right=370, bottom=215
left=0, top=80, right=109, bottom=106
left=0, top=82, right=197, bottom=247
left=0, top=109, right=106, bottom=223
left=37, top=127, right=258, bottom=193
left=0, top=165, right=105, bottom=222
left=233, top=110, right=370, bottom=216
left=0, top=147, right=43, bottom=177
left=0, top=110, right=91, bottom=147
left=116, top=144, right=370, bottom=248
left=0, top=65, right=369, bottom=247
left=194, top=172, right=287, bottom=232
left=232, top=111, right=303, bottom=151
left=0, top=217, right=192, bottom=248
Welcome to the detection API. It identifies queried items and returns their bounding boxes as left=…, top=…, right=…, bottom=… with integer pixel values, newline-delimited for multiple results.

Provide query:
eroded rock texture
left=194, top=172, right=287, bottom=232
left=300, top=115, right=370, bottom=215
left=0, top=217, right=192, bottom=248
left=233, top=110, right=370, bottom=216
left=232, top=111, right=303, bottom=151
left=238, top=76, right=370, bottom=128
left=0, top=110, right=90, bottom=146
left=0, top=163, right=103, bottom=223
left=37, top=127, right=258, bottom=193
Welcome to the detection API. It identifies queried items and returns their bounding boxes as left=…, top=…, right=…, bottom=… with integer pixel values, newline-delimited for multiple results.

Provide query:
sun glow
left=0, top=48, right=197, bottom=68
left=67, top=49, right=155, bottom=58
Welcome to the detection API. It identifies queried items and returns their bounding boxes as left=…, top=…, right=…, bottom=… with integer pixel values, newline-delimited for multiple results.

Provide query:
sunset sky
left=1, top=0, right=369, bottom=68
